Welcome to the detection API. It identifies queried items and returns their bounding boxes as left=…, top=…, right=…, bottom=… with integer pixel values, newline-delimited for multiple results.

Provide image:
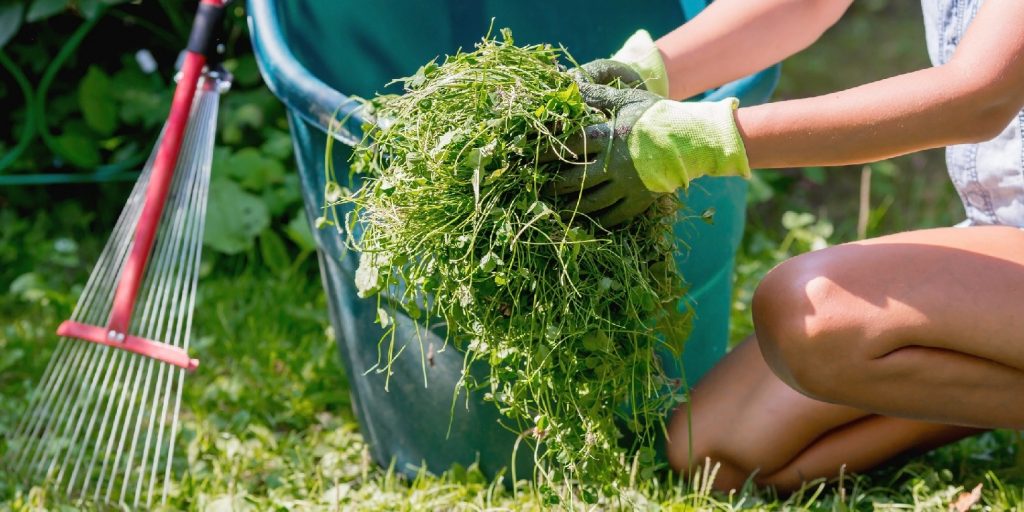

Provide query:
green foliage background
left=1, top=0, right=1019, bottom=510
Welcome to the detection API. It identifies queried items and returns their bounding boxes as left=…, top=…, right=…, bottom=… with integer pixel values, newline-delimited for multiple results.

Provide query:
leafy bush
left=0, top=0, right=311, bottom=267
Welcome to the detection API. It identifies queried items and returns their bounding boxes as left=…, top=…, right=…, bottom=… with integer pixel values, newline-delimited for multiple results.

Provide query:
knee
left=665, top=404, right=773, bottom=491
left=665, top=411, right=752, bottom=491
left=751, top=253, right=858, bottom=401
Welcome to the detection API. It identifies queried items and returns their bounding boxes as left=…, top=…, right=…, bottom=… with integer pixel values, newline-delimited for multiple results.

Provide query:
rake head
left=4, top=73, right=227, bottom=508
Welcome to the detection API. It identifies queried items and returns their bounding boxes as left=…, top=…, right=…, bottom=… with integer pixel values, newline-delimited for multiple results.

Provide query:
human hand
left=543, top=83, right=750, bottom=227
left=573, top=29, right=670, bottom=97
left=571, top=58, right=646, bottom=90
left=542, top=84, right=662, bottom=227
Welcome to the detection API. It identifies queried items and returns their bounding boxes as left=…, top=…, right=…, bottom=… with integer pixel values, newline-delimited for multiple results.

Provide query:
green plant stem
left=0, top=49, right=36, bottom=175
left=33, top=9, right=103, bottom=158
left=33, top=6, right=147, bottom=176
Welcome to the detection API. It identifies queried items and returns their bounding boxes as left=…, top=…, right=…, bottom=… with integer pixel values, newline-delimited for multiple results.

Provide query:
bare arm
left=657, top=0, right=853, bottom=100
left=738, top=0, right=1024, bottom=169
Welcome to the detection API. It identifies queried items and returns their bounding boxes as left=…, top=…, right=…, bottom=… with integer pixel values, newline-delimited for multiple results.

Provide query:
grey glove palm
left=542, top=84, right=663, bottom=227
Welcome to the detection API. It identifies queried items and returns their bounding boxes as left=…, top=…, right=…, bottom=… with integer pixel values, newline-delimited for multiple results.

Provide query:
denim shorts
left=922, top=0, right=1024, bottom=227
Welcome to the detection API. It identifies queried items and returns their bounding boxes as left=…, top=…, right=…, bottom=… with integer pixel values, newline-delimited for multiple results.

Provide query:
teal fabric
left=263, top=0, right=760, bottom=478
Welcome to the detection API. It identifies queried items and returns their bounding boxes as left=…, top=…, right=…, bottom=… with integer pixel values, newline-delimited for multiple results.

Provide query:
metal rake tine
left=52, top=173, right=175, bottom=495
left=156, top=90, right=219, bottom=506
left=137, top=86, right=219, bottom=507
left=75, top=215, right=174, bottom=499
left=50, top=165, right=162, bottom=488
left=8, top=166, right=147, bottom=464
left=92, top=122, right=201, bottom=503
left=117, top=94, right=215, bottom=504
left=50, top=167, right=171, bottom=493
left=13, top=156, right=155, bottom=476
left=9, top=157, right=156, bottom=451
left=11, top=149, right=157, bottom=469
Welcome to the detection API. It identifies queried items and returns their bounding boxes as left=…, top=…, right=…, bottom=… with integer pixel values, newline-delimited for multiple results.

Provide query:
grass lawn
left=1, top=202, right=1022, bottom=511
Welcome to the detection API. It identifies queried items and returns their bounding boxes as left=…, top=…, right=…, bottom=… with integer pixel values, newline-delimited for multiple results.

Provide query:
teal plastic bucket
left=247, top=0, right=778, bottom=478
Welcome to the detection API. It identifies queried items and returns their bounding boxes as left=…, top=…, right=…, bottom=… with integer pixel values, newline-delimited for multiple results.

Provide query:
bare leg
left=753, top=226, right=1024, bottom=427
left=666, top=338, right=979, bottom=492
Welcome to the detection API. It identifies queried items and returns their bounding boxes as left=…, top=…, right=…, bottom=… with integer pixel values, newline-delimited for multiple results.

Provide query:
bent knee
left=666, top=407, right=786, bottom=490
left=751, top=252, right=865, bottom=400
left=665, top=431, right=754, bottom=491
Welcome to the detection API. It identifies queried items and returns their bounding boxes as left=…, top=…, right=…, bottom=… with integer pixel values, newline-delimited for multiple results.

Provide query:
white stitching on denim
left=1019, top=111, right=1024, bottom=205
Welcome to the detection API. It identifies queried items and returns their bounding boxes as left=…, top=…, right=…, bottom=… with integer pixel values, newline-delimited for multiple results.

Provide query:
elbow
left=958, top=104, right=1020, bottom=143
left=942, top=62, right=1024, bottom=144
left=800, top=0, right=853, bottom=42
left=809, top=0, right=854, bottom=27
left=966, top=107, right=1015, bottom=141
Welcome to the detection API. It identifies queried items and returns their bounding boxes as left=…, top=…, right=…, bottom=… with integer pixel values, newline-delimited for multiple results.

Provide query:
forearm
left=738, top=61, right=1022, bottom=169
left=657, top=0, right=852, bottom=100
left=738, top=0, right=1024, bottom=170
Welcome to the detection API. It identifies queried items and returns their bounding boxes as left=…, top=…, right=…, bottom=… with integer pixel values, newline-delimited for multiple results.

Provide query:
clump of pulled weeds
left=323, top=28, right=693, bottom=497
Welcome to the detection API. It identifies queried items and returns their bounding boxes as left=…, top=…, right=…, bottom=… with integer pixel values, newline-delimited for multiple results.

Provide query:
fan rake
left=4, top=1, right=229, bottom=507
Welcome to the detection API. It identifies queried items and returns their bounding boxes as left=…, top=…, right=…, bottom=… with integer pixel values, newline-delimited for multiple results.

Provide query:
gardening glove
left=574, top=30, right=669, bottom=97
left=542, top=83, right=750, bottom=227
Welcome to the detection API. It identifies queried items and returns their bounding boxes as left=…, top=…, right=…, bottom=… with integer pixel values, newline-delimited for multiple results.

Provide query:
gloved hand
left=574, top=30, right=670, bottom=97
left=543, top=83, right=750, bottom=227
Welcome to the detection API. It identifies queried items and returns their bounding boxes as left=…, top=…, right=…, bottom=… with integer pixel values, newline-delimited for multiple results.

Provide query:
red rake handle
left=57, top=1, right=225, bottom=371
left=107, top=0, right=224, bottom=335
left=107, top=52, right=204, bottom=334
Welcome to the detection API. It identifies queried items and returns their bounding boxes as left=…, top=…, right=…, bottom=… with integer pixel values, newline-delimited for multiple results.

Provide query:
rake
left=4, top=1, right=228, bottom=507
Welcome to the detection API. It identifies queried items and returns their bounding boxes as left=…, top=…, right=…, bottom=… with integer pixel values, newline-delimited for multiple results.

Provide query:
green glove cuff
left=612, top=29, right=670, bottom=98
left=627, top=98, right=751, bottom=193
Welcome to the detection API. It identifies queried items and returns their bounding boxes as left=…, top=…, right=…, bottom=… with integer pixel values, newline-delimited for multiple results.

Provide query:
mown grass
left=1, top=206, right=1022, bottom=510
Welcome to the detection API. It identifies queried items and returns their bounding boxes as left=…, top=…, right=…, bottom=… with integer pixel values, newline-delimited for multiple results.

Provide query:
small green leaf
left=354, top=253, right=381, bottom=297
left=79, top=66, right=118, bottom=135
left=431, top=130, right=457, bottom=155
left=526, top=200, right=553, bottom=218
left=203, top=179, right=270, bottom=254
left=219, top=147, right=285, bottom=191
left=404, top=300, right=421, bottom=320
left=284, top=211, right=317, bottom=253
left=78, top=0, right=101, bottom=18
left=700, top=207, right=716, bottom=224
left=26, top=0, right=67, bottom=22
left=581, top=331, right=611, bottom=352
left=782, top=210, right=816, bottom=230
left=258, top=230, right=290, bottom=275
left=0, top=3, right=24, bottom=48
left=483, top=165, right=507, bottom=186
left=407, top=60, right=437, bottom=89
left=55, top=132, right=99, bottom=168
left=479, top=252, right=502, bottom=273
left=324, top=181, right=343, bottom=203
